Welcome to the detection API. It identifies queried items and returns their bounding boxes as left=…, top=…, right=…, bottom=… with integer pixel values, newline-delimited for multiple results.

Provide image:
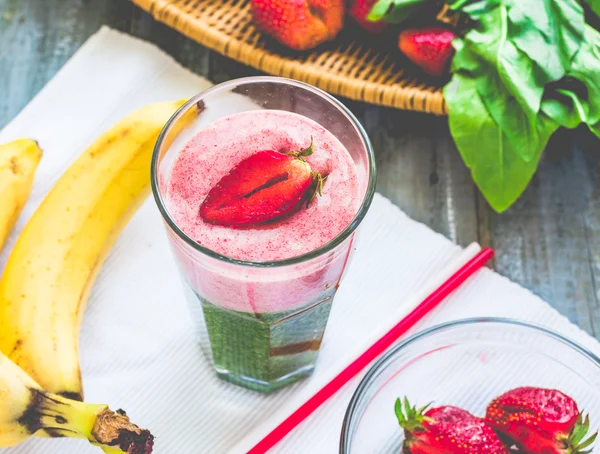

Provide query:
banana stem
left=31, top=390, right=103, bottom=439
left=32, top=390, right=154, bottom=453
left=91, top=407, right=154, bottom=453
left=101, top=447, right=128, bottom=454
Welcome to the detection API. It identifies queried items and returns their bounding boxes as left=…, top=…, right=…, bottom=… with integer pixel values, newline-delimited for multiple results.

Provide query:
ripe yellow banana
left=0, top=99, right=193, bottom=400
left=0, top=139, right=42, bottom=252
left=0, top=349, right=153, bottom=452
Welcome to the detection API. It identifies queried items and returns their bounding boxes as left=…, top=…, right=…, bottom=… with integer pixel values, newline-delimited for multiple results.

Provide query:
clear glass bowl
left=340, top=318, right=600, bottom=453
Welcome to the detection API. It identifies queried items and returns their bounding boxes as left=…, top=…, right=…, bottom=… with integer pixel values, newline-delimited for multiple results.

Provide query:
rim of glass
left=151, top=76, right=376, bottom=268
left=339, top=317, right=600, bottom=453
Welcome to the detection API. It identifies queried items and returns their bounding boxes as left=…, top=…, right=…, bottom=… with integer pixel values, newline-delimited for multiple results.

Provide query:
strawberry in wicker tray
left=250, top=0, right=345, bottom=51
left=398, top=27, right=456, bottom=77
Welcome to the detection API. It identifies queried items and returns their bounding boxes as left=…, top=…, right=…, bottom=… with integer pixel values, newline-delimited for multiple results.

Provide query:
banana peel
left=0, top=139, right=42, bottom=252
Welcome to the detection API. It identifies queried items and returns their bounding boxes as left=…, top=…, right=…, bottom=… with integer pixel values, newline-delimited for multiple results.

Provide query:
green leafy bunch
left=372, top=0, right=600, bottom=212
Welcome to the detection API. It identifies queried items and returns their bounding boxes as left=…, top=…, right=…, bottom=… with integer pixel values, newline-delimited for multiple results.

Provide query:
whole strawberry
left=486, top=387, right=598, bottom=454
left=398, top=27, right=456, bottom=77
left=396, top=398, right=509, bottom=454
left=250, top=0, right=344, bottom=51
left=349, top=0, right=387, bottom=33
left=199, top=140, right=326, bottom=227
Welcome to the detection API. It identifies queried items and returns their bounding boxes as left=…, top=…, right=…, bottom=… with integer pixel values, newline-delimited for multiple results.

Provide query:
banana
left=0, top=349, right=153, bottom=452
left=0, top=99, right=193, bottom=400
left=0, top=139, right=42, bottom=252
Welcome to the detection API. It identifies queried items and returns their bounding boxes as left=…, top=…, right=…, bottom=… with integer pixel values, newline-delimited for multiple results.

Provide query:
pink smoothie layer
left=166, top=110, right=361, bottom=262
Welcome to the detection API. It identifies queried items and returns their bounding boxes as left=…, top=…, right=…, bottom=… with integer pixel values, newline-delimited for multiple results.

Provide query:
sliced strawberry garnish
left=199, top=140, right=325, bottom=228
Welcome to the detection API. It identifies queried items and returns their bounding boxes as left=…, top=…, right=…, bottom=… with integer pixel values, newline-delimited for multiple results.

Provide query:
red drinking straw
left=247, top=247, right=495, bottom=454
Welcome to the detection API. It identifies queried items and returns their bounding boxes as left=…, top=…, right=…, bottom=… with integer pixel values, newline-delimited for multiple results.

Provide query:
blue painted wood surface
left=1, top=0, right=599, bottom=338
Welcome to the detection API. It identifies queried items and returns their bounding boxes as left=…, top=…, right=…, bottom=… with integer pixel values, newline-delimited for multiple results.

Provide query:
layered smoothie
left=165, top=109, right=362, bottom=391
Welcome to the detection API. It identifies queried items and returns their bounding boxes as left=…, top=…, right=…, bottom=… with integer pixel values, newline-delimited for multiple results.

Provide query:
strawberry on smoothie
left=198, top=139, right=327, bottom=228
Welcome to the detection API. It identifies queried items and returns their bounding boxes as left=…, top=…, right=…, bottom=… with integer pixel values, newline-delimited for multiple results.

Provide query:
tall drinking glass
left=152, top=77, right=376, bottom=393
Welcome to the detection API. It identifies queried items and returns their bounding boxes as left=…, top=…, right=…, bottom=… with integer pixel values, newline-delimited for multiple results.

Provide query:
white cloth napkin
left=1, top=27, right=599, bottom=454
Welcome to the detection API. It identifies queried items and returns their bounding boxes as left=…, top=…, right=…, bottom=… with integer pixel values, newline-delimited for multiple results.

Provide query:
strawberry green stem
left=287, top=137, right=315, bottom=159
left=394, top=397, right=432, bottom=433
left=286, top=137, right=327, bottom=208
left=567, top=414, right=598, bottom=454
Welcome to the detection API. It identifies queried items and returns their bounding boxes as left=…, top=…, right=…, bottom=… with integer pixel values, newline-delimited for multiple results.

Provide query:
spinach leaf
left=369, top=0, right=433, bottom=24
left=580, top=0, right=600, bottom=16
left=368, top=0, right=395, bottom=21
left=507, top=0, right=584, bottom=82
left=445, top=72, right=559, bottom=212
left=374, top=0, right=599, bottom=212
left=543, top=25, right=600, bottom=138
left=558, top=89, right=589, bottom=123
left=451, top=3, right=543, bottom=162
left=387, top=1, right=431, bottom=23
left=542, top=91, right=588, bottom=130
left=449, top=0, right=585, bottom=164
left=568, top=25, right=600, bottom=125
left=448, top=0, right=502, bottom=19
left=592, top=121, right=600, bottom=139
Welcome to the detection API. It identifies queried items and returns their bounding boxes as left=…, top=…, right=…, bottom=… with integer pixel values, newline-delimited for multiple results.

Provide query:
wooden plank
left=0, top=0, right=133, bottom=129
left=477, top=128, right=600, bottom=337
left=579, top=131, right=600, bottom=336
left=351, top=103, right=479, bottom=247
left=208, top=52, right=260, bottom=84
left=130, top=6, right=211, bottom=77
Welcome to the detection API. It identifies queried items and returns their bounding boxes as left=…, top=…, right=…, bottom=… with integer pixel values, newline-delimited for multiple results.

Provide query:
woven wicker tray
left=132, top=0, right=447, bottom=115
